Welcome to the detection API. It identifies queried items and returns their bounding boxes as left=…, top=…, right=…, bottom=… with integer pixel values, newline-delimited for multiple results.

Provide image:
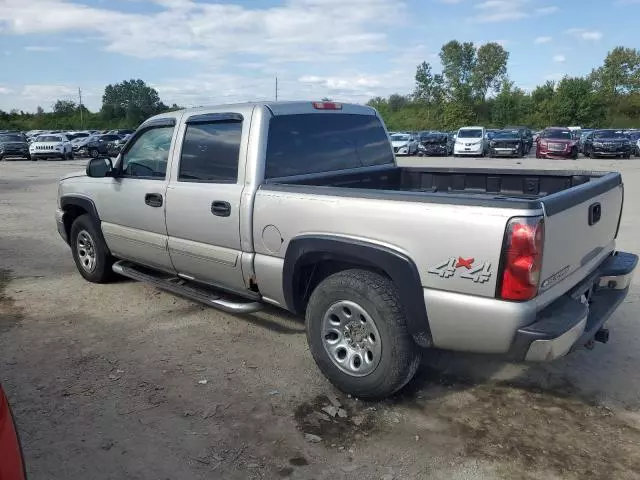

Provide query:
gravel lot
left=1, top=155, right=640, bottom=480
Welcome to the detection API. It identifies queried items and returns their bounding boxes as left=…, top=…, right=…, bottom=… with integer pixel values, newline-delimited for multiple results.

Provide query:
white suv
left=454, top=126, right=487, bottom=157
left=29, top=134, right=74, bottom=160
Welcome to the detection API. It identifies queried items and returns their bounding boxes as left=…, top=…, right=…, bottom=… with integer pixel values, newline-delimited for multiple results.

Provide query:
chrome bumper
left=511, top=251, right=637, bottom=362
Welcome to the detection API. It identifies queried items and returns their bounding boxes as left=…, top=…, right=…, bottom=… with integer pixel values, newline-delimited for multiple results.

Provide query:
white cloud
left=472, top=1, right=557, bottom=23
left=439, top=0, right=463, bottom=3
left=24, top=46, right=60, bottom=52
left=536, top=6, right=558, bottom=14
left=567, top=28, right=603, bottom=41
left=534, top=36, right=552, bottom=44
left=0, top=0, right=406, bottom=60
left=0, top=87, right=13, bottom=94
left=553, top=54, right=566, bottom=63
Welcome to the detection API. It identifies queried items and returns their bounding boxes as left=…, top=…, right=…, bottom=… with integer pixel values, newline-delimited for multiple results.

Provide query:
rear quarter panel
left=253, top=187, right=536, bottom=299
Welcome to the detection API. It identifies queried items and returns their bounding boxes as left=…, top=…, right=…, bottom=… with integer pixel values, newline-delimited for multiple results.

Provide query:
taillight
left=498, top=217, right=544, bottom=301
left=312, top=101, right=342, bottom=110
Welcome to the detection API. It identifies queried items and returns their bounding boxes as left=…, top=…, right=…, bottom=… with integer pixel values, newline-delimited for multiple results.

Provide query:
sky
left=0, top=0, right=639, bottom=112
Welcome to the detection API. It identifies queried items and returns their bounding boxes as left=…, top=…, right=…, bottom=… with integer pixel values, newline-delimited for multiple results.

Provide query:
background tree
left=472, top=42, right=509, bottom=101
left=101, top=79, right=166, bottom=127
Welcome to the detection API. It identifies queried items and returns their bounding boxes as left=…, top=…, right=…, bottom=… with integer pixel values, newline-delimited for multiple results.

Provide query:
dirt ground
left=1, top=156, right=640, bottom=480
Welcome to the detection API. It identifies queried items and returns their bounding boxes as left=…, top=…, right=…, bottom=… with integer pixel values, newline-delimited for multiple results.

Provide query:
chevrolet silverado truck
left=55, top=101, right=637, bottom=399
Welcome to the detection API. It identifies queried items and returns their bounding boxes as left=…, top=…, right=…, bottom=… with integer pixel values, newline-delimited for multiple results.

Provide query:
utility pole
left=275, top=76, right=278, bottom=102
left=78, top=87, right=83, bottom=129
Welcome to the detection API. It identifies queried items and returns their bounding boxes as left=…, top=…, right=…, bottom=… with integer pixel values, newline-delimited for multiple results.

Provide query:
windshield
left=422, top=134, right=447, bottom=142
left=457, top=129, right=482, bottom=139
left=494, top=131, right=519, bottom=139
left=542, top=130, right=572, bottom=140
left=0, top=134, right=24, bottom=142
left=390, top=134, right=410, bottom=142
left=36, top=135, right=62, bottom=142
left=593, top=130, right=626, bottom=139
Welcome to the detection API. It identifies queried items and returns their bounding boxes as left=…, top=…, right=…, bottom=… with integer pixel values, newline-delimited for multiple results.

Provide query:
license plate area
left=549, top=143, right=564, bottom=151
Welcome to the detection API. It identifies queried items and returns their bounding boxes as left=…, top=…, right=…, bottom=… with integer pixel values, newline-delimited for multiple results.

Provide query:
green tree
left=472, top=42, right=509, bottom=100
left=439, top=40, right=476, bottom=102
left=551, top=77, right=604, bottom=126
left=53, top=100, right=77, bottom=116
left=101, top=79, right=166, bottom=127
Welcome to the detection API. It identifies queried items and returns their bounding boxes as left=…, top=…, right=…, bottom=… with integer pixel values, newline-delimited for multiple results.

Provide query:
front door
left=97, top=122, right=176, bottom=272
left=165, top=113, right=247, bottom=293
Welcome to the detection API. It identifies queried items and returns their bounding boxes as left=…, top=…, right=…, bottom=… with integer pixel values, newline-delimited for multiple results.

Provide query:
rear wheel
left=70, top=214, right=114, bottom=283
left=571, top=147, right=578, bottom=160
left=623, top=153, right=631, bottom=159
left=306, top=269, right=421, bottom=399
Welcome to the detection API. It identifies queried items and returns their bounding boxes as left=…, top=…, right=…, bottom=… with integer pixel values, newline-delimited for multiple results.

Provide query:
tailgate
left=539, top=173, right=623, bottom=295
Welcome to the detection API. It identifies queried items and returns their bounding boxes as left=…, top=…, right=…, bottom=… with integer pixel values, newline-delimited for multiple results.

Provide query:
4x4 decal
left=428, top=257, right=492, bottom=283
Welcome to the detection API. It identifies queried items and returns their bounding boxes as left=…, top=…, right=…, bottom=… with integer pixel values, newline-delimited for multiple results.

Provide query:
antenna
left=275, top=76, right=278, bottom=101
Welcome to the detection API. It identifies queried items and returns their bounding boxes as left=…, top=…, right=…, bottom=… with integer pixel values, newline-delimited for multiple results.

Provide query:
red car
left=535, top=128, right=579, bottom=159
left=0, top=385, right=26, bottom=480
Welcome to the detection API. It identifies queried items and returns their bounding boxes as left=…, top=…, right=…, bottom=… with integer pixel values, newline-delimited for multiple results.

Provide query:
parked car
left=0, top=132, right=31, bottom=161
left=0, top=385, right=27, bottom=480
left=417, top=132, right=453, bottom=156
left=535, top=128, right=579, bottom=159
left=488, top=129, right=525, bottom=157
left=453, top=126, right=487, bottom=156
left=29, top=134, right=74, bottom=160
left=85, top=134, right=125, bottom=158
left=390, top=133, right=419, bottom=156
left=626, top=131, right=640, bottom=156
left=107, top=129, right=135, bottom=136
left=55, top=101, right=637, bottom=399
left=578, top=129, right=594, bottom=153
left=583, top=129, right=632, bottom=159
left=505, top=126, right=533, bottom=154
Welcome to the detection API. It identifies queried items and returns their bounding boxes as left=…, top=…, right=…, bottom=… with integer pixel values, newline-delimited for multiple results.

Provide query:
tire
left=60, top=152, right=66, bottom=160
left=623, top=153, right=631, bottom=159
left=305, top=269, right=421, bottom=399
left=571, top=147, right=578, bottom=160
left=67, top=150, right=74, bottom=160
left=0, top=154, right=3, bottom=161
left=70, top=214, right=114, bottom=283
left=88, top=148, right=99, bottom=159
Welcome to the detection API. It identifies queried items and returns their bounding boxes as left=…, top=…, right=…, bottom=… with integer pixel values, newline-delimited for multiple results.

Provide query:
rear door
left=538, top=174, right=623, bottom=295
left=164, top=112, right=248, bottom=293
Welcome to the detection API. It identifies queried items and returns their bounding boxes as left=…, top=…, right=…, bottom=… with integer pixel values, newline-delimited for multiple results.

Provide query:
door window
left=178, top=120, right=242, bottom=183
left=120, top=126, right=174, bottom=179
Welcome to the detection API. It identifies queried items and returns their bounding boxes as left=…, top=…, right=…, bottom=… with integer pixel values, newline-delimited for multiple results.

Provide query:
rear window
left=265, top=113, right=393, bottom=179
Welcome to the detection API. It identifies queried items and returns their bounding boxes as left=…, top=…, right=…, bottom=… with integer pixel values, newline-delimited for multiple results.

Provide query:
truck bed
left=263, top=165, right=621, bottom=212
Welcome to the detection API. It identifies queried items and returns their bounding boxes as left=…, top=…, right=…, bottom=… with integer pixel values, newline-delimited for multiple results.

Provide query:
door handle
left=145, top=193, right=163, bottom=208
left=211, top=201, right=231, bottom=217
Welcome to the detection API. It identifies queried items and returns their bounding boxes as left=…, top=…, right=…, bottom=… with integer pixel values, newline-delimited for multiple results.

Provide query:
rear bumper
left=509, top=251, right=637, bottom=361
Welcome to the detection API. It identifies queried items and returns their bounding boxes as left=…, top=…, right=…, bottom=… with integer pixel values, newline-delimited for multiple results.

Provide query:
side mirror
left=86, top=157, right=113, bottom=178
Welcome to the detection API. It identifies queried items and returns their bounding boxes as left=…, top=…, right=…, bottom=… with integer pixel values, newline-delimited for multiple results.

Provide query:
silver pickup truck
left=55, top=101, right=637, bottom=399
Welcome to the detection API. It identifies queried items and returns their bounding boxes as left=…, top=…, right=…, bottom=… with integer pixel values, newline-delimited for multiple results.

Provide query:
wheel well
left=293, top=253, right=388, bottom=314
left=62, top=205, right=88, bottom=239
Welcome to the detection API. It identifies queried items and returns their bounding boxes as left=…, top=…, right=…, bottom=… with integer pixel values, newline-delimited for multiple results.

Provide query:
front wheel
left=571, top=147, right=578, bottom=160
left=88, top=148, right=99, bottom=159
left=306, top=269, right=421, bottom=399
left=70, top=214, right=114, bottom=283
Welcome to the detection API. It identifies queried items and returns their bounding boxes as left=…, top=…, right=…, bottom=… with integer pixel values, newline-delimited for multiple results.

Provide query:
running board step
left=112, top=261, right=263, bottom=314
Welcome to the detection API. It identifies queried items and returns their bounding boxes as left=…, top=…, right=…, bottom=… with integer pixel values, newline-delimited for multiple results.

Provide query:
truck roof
left=145, top=101, right=376, bottom=124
